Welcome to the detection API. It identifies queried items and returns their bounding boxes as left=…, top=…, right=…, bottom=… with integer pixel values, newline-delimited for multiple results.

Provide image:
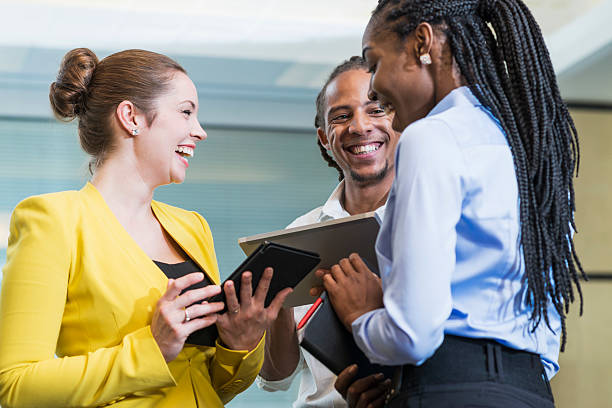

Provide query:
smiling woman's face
left=134, top=71, right=207, bottom=186
left=362, top=20, right=437, bottom=132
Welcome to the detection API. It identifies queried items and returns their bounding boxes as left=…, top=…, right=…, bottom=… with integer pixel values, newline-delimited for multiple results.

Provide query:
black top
left=153, top=258, right=212, bottom=289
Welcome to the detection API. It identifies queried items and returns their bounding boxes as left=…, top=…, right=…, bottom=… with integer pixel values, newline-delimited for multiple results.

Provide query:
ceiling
left=0, top=0, right=611, bottom=250
left=0, top=0, right=611, bottom=129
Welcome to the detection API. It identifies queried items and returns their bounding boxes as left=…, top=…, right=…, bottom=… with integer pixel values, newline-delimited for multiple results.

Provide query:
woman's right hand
left=151, top=272, right=224, bottom=362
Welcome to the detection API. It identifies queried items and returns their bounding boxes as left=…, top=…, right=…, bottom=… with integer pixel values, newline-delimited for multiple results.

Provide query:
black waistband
left=399, top=335, right=553, bottom=401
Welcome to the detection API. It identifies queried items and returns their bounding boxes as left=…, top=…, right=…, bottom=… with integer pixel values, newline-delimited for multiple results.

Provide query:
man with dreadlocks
left=322, top=0, right=585, bottom=407
left=256, top=56, right=400, bottom=407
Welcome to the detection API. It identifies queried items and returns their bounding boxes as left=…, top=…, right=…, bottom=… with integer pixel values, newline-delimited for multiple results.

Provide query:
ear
left=317, top=127, right=331, bottom=150
left=115, top=100, right=145, bottom=137
left=413, top=22, right=434, bottom=64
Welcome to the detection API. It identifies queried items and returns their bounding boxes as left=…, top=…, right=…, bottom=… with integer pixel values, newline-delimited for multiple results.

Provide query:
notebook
left=300, top=291, right=396, bottom=381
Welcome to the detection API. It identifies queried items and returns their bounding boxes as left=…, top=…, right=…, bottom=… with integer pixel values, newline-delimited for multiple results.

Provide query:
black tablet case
left=187, top=242, right=320, bottom=347
left=300, top=293, right=396, bottom=380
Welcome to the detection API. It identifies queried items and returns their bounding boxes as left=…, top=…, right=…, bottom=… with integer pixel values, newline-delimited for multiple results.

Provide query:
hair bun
left=49, top=48, right=99, bottom=120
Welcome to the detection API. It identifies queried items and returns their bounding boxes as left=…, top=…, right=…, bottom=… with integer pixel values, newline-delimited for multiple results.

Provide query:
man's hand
left=335, top=364, right=392, bottom=408
left=309, top=268, right=330, bottom=298
left=323, top=253, right=383, bottom=331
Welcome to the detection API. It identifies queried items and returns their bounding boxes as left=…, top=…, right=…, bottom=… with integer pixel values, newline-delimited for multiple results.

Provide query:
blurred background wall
left=0, top=1, right=611, bottom=406
left=548, top=108, right=612, bottom=408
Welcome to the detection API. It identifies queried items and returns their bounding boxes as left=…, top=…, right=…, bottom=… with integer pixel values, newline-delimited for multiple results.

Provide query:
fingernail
left=375, top=373, right=384, bottom=380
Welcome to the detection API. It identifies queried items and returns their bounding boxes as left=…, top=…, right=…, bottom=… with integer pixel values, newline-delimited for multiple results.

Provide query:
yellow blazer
left=0, top=183, right=264, bottom=407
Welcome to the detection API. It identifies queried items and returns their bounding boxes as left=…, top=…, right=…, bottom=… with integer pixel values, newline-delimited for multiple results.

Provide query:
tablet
left=209, top=241, right=320, bottom=312
left=238, top=212, right=381, bottom=307
left=186, top=241, right=320, bottom=346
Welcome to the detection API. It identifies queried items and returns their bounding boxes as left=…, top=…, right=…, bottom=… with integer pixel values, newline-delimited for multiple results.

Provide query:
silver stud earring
left=419, top=53, right=432, bottom=65
left=131, top=128, right=139, bottom=135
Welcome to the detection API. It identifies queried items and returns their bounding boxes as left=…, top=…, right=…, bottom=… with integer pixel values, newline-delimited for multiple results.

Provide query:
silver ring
left=184, top=308, right=191, bottom=323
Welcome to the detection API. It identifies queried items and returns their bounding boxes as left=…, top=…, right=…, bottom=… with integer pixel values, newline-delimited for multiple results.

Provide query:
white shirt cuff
left=256, top=351, right=305, bottom=392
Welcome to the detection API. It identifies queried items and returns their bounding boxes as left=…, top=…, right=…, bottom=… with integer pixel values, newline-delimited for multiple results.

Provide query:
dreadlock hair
left=314, top=56, right=370, bottom=181
left=371, top=0, right=585, bottom=350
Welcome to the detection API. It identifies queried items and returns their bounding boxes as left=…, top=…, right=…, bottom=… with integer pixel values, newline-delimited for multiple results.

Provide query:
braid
left=373, top=0, right=585, bottom=350
left=315, top=56, right=370, bottom=181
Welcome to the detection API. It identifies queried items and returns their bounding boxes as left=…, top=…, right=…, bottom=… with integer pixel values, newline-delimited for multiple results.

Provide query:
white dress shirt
left=351, top=86, right=561, bottom=379
left=256, top=181, right=386, bottom=407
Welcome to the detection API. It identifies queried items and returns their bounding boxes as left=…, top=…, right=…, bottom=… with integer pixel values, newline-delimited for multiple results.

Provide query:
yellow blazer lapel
left=151, top=202, right=220, bottom=285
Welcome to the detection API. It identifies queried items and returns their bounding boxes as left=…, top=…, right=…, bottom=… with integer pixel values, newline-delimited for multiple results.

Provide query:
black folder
left=300, top=293, right=396, bottom=381
left=187, top=241, right=320, bottom=347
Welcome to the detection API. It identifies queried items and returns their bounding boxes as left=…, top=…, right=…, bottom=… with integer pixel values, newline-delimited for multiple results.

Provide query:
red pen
left=296, top=292, right=326, bottom=330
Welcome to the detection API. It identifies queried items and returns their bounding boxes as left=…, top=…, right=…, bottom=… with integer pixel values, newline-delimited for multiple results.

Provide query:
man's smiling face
left=318, top=69, right=399, bottom=185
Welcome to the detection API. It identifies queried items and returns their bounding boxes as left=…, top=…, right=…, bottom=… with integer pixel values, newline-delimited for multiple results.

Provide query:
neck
left=90, top=154, right=156, bottom=223
left=342, top=173, right=393, bottom=215
left=432, top=56, right=465, bottom=106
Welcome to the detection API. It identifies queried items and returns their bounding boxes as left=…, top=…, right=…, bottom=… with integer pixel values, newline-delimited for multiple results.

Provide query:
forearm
left=259, top=307, right=300, bottom=381
left=352, top=307, right=446, bottom=366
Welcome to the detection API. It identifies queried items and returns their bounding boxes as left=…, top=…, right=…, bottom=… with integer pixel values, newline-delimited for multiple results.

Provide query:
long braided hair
left=314, top=56, right=370, bottom=181
left=371, top=0, right=585, bottom=350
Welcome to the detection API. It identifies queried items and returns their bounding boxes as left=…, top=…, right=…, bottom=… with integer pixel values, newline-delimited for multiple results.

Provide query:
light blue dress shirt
left=351, top=86, right=561, bottom=379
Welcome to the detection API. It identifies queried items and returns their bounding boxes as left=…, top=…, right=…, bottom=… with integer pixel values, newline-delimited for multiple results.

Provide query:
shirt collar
left=320, top=180, right=350, bottom=220
left=319, top=180, right=387, bottom=221
left=427, top=86, right=481, bottom=118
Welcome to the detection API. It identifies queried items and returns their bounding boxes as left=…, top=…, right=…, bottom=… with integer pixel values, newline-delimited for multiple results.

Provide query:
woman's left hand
left=323, top=253, right=383, bottom=331
left=216, top=267, right=292, bottom=351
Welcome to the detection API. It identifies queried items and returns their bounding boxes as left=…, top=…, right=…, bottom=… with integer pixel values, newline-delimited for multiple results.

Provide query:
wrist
left=260, top=353, right=301, bottom=381
left=343, top=308, right=371, bottom=332
left=222, top=332, right=264, bottom=351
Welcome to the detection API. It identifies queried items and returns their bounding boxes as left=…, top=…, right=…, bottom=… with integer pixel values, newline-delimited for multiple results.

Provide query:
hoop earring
left=419, top=53, right=432, bottom=65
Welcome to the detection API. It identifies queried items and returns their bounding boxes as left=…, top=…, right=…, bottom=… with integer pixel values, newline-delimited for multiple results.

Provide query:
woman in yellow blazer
left=0, top=48, right=290, bottom=407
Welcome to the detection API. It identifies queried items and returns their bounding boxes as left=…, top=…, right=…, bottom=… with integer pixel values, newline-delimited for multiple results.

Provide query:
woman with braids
left=323, top=0, right=585, bottom=407
left=0, top=48, right=290, bottom=407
